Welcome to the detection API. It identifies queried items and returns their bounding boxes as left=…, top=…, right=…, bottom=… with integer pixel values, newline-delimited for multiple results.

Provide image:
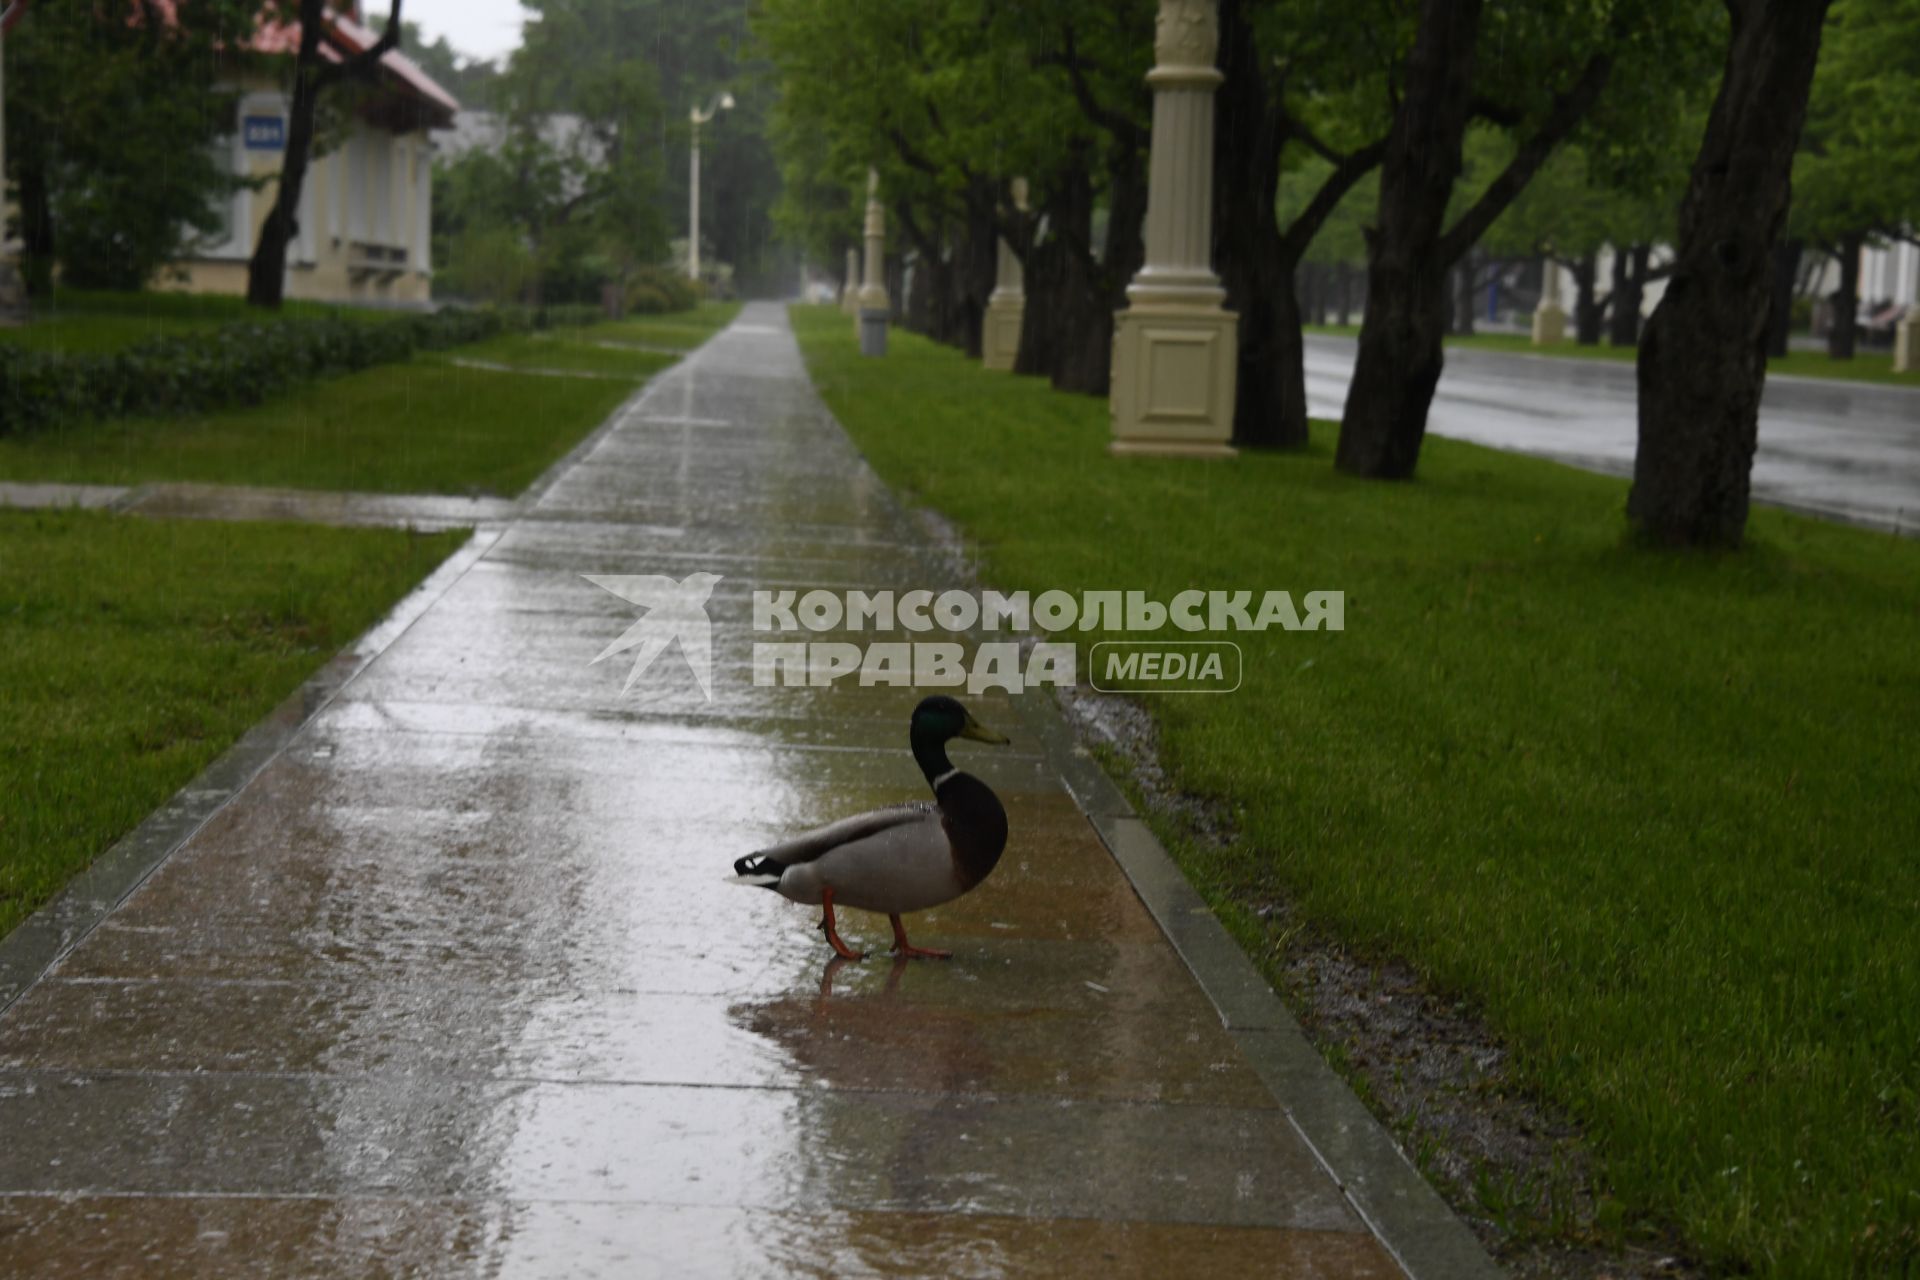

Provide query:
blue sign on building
left=243, top=116, right=286, bottom=151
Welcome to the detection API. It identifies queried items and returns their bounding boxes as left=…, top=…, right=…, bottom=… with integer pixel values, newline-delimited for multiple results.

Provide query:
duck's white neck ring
left=931, top=767, right=961, bottom=791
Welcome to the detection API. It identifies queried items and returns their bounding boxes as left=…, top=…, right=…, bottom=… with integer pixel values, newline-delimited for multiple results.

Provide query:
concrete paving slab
left=0, top=305, right=1482, bottom=1276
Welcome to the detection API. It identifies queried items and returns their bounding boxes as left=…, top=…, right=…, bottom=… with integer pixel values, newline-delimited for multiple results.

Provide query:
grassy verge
left=0, top=288, right=387, bottom=354
left=1305, top=322, right=1920, bottom=387
left=0, top=360, right=637, bottom=496
left=594, top=301, right=743, bottom=350
left=411, top=302, right=740, bottom=373
left=0, top=299, right=736, bottom=495
left=0, top=509, right=464, bottom=938
left=424, top=331, right=680, bottom=379
left=789, top=304, right=1920, bottom=1275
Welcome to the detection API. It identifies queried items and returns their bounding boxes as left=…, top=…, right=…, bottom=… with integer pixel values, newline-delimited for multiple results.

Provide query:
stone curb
left=1011, top=691, right=1505, bottom=1280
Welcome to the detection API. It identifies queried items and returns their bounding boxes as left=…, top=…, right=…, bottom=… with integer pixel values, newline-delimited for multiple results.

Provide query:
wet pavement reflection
left=0, top=305, right=1399, bottom=1276
left=1305, top=333, right=1920, bottom=533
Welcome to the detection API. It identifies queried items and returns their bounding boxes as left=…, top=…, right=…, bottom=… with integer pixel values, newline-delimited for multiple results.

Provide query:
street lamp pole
left=687, top=91, right=734, bottom=283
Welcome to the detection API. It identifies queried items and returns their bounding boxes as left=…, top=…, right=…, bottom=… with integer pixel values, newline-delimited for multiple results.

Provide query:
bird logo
left=583, top=572, right=724, bottom=700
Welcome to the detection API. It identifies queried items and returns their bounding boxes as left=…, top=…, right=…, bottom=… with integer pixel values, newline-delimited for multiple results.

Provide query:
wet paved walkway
left=0, top=305, right=1479, bottom=1277
left=0, top=480, right=515, bottom=531
left=1305, top=334, right=1920, bottom=535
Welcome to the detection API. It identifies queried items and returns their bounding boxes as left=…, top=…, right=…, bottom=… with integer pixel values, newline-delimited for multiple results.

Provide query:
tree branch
left=314, top=0, right=404, bottom=92
left=1278, top=138, right=1388, bottom=261
left=1037, top=23, right=1146, bottom=151
left=1437, top=50, right=1614, bottom=265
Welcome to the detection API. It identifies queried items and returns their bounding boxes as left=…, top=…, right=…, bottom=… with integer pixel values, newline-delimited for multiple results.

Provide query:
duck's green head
left=911, top=695, right=1009, bottom=746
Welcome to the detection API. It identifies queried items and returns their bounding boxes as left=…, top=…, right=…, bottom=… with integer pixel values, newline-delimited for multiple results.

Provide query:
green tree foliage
left=1794, top=0, right=1920, bottom=244
left=1790, top=0, right=1920, bottom=355
left=508, top=0, right=782, bottom=292
left=759, top=0, right=1158, bottom=384
left=4, top=1, right=253, bottom=296
left=432, top=4, right=675, bottom=305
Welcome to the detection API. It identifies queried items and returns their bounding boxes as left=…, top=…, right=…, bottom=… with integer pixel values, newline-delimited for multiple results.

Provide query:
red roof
left=150, top=2, right=458, bottom=123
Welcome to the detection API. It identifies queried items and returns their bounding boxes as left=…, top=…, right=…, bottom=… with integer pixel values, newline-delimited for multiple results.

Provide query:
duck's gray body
left=747, top=803, right=956, bottom=913
left=731, top=772, right=1008, bottom=916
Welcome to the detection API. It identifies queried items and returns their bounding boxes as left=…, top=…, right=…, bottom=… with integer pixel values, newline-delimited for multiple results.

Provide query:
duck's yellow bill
left=959, top=716, right=1010, bottom=744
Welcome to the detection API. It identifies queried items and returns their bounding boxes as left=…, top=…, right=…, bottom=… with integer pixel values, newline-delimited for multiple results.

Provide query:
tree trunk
left=1764, top=237, right=1802, bottom=357
left=1213, top=0, right=1386, bottom=448
left=885, top=254, right=906, bottom=326
left=18, top=148, right=55, bottom=300
left=1336, top=263, right=1354, bottom=327
left=1013, top=164, right=1114, bottom=395
left=1572, top=249, right=1603, bottom=344
left=1610, top=244, right=1650, bottom=347
left=904, top=251, right=935, bottom=336
left=1630, top=0, right=1833, bottom=548
left=1211, top=0, right=1306, bottom=447
left=1335, top=0, right=1484, bottom=478
left=956, top=181, right=1000, bottom=359
left=248, top=0, right=401, bottom=309
left=1826, top=230, right=1861, bottom=359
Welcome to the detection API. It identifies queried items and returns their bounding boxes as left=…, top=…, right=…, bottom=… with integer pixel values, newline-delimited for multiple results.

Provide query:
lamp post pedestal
left=1894, top=314, right=1919, bottom=374
left=857, top=168, right=889, bottom=357
left=1110, top=0, right=1236, bottom=457
left=983, top=178, right=1028, bottom=372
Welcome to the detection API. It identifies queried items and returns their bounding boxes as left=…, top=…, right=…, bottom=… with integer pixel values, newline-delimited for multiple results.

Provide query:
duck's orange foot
left=889, top=914, right=951, bottom=960
left=819, top=888, right=865, bottom=961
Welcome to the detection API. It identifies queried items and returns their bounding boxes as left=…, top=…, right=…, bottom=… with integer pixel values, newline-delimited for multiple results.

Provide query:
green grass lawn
left=0, top=297, right=734, bottom=495
left=0, top=288, right=387, bottom=354
left=790, top=304, right=1920, bottom=1275
left=593, top=300, right=743, bottom=350
left=0, top=509, right=464, bottom=939
left=426, top=330, right=681, bottom=379
left=0, top=359, right=639, bottom=496
left=1305, top=322, right=1920, bottom=388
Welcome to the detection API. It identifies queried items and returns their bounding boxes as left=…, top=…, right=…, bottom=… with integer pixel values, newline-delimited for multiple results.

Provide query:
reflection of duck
left=729, top=696, right=1010, bottom=960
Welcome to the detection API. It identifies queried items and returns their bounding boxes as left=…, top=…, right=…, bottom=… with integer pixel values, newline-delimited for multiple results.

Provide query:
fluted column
left=1532, top=256, right=1566, bottom=345
left=857, top=167, right=889, bottom=356
left=983, top=178, right=1028, bottom=372
left=841, top=247, right=859, bottom=315
left=1110, top=0, right=1237, bottom=456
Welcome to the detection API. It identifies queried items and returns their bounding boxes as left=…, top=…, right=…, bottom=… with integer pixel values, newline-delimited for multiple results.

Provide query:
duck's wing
left=732, top=803, right=931, bottom=878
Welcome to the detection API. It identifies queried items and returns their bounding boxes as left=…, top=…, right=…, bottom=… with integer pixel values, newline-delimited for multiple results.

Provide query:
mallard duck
left=729, top=695, right=1010, bottom=960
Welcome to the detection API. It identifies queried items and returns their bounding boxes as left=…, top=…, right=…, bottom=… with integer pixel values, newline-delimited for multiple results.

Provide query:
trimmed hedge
left=625, top=266, right=701, bottom=316
left=0, top=305, right=588, bottom=438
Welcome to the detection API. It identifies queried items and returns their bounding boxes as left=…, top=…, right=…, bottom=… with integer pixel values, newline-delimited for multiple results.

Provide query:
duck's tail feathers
left=728, top=851, right=783, bottom=889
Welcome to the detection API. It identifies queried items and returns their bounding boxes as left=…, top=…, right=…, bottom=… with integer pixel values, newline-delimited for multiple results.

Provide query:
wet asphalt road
left=0, top=306, right=1408, bottom=1277
left=1304, top=334, right=1920, bottom=533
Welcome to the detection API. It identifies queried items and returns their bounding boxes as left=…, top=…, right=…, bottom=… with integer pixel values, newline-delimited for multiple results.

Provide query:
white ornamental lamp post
left=1109, top=0, right=1237, bottom=456
left=1532, top=255, right=1567, bottom=345
left=842, top=246, right=860, bottom=315
left=856, top=167, right=889, bottom=356
left=982, top=177, right=1028, bottom=372
left=687, top=90, right=735, bottom=284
